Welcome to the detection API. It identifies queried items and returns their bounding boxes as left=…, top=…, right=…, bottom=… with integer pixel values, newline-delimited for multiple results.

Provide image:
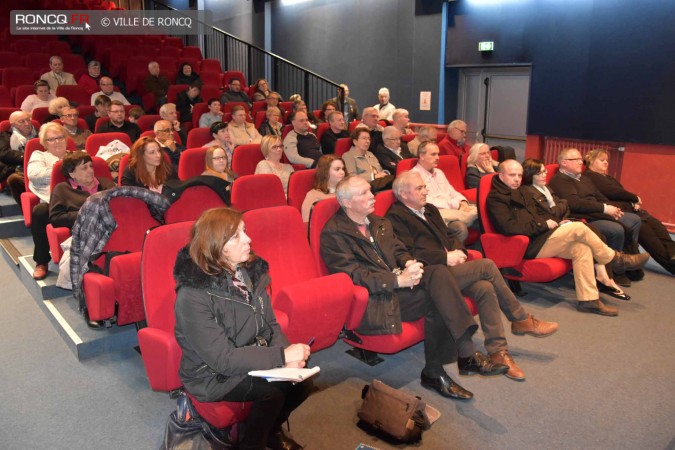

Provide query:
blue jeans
left=590, top=212, right=641, bottom=251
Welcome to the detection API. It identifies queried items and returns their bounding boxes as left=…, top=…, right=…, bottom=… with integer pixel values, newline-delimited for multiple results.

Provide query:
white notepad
left=248, top=366, right=320, bottom=382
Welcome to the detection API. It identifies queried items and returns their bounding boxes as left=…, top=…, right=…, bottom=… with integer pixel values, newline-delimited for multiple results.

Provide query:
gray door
left=457, top=66, right=531, bottom=161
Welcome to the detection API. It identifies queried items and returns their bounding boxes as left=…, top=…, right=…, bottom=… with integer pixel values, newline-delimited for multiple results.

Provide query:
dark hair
left=313, top=154, right=344, bottom=193
left=292, top=100, right=306, bottom=112
left=228, top=78, right=240, bottom=85
left=128, top=107, right=144, bottom=120
left=189, top=208, right=253, bottom=276
left=179, top=62, right=193, bottom=74
left=522, top=158, right=545, bottom=185
left=188, top=82, right=201, bottom=90
left=129, top=136, right=172, bottom=188
left=207, top=98, right=220, bottom=107
left=34, top=80, right=50, bottom=93
left=351, top=127, right=370, bottom=143
left=94, top=94, right=111, bottom=106
left=320, top=100, right=337, bottom=116
left=210, top=121, right=228, bottom=138
left=61, top=151, right=92, bottom=180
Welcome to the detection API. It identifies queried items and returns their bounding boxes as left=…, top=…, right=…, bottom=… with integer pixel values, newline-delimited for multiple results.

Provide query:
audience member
left=0, top=111, right=38, bottom=204
left=89, top=76, right=130, bottom=106
left=330, top=83, right=359, bottom=121
left=159, top=103, right=187, bottom=144
left=373, top=87, right=395, bottom=121
left=175, top=62, right=201, bottom=86
left=97, top=100, right=141, bottom=142
left=392, top=108, right=413, bottom=135
left=252, top=78, right=272, bottom=101
left=44, top=97, right=71, bottom=123
left=258, top=106, right=283, bottom=137
left=387, top=172, right=559, bottom=380
left=486, top=160, right=649, bottom=317
left=127, top=107, right=144, bottom=124
left=283, top=111, right=322, bottom=168
left=198, top=98, right=223, bottom=128
left=584, top=149, right=675, bottom=275
left=144, top=61, right=170, bottom=109
left=293, top=100, right=319, bottom=130
left=411, top=142, right=477, bottom=242
left=319, top=111, right=350, bottom=155
left=407, top=125, right=437, bottom=156
left=227, top=106, right=262, bottom=146
left=176, top=83, right=203, bottom=124
left=373, top=126, right=412, bottom=174
left=549, top=148, right=643, bottom=285
left=20, top=80, right=54, bottom=113
left=301, top=154, right=345, bottom=222
left=78, top=60, right=103, bottom=94
left=173, top=208, right=311, bottom=450
left=255, top=135, right=294, bottom=195
left=40, top=56, right=77, bottom=93
left=154, top=119, right=185, bottom=170
left=121, top=136, right=173, bottom=193
left=521, top=158, right=631, bottom=300
left=203, top=146, right=236, bottom=184
left=60, top=107, right=91, bottom=151
left=438, top=119, right=469, bottom=158
left=318, top=101, right=337, bottom=123
left=27, top=123, right=69, bottom=280
left=86, top=95, right=111, bottom=132
left=342, top=128, right=393, bottom=192
left=321, top=176, right=509, bottom=401
left=205, top=122, right=234, bottom=167
left=465, top=142, right=498, bottom=189
left=355, top=107, right=384, bottom=152
left=49, top=151, right=116, bottom=229
left=220, top=78, right=250, bottom=105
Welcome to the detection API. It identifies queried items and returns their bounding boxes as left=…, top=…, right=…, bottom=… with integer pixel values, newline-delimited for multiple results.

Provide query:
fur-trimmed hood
left=173, top=245, right=270, bottom=293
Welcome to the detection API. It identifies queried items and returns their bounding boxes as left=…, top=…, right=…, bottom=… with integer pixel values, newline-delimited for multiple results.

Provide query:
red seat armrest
left=480, top=233, right=529, bottom=268
left=138, top=328, right=183, bottom=391
left=83, top=272, right=115, bottom=320
left=20, top=192, right=40, bottom=227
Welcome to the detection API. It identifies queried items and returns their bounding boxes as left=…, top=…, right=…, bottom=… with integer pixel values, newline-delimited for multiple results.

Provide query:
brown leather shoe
left=511, top=314, right=559, bottom=337
left=32, top=264, right=48, bottom=280
left=489, top=350, right=525, bottom=381
left=577, top=299, right=618, bottom=316
left=610, top=251, right=650, bottom=274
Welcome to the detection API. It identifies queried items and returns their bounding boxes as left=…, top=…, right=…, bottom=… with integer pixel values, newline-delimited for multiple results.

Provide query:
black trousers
left=397, top=264, right=479, bottom=377
left=637, top=210, right=675, bottom=274
left=31, top=203, right=51, bottom=265
left=221, top=376, right=312, bottom=450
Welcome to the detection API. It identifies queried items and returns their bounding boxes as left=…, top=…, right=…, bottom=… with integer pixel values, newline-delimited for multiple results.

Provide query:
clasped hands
left=396, top=260, right=424, bottom=288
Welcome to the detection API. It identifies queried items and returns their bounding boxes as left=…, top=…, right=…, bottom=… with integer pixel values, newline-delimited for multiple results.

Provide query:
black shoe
left=626, top=269, right=645, bottom=281
left=596, top=280, right=631, bottom=301
left=458, top=351, right=509, bottom=376
left=83, top=309, right=105, bottom=330
left=267, top=429, right=303, bottom=450
left=420, top=371, right=473, bottom=400
left=613, top=273, right=632, bottom=287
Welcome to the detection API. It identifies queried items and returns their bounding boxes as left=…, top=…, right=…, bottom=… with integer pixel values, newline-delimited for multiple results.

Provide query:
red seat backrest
left=545, top=163, right=559, bottom=185
left=254, top=110, right=266, bottom=129
left=0, top=86, right=12, bottom=107
left=231, top=144, right=263, bottom=177
left=287, top=168, right=316, bottom=212
left=478, top=173, right=498, bottom=234
left=181, top=46, right=203, bottom=61
left=167, top=84, right=188, bottom=104
left=31, top=107, right=51, bottom=124
left=0, top=107, right=20, bottom=122
left=251, top=100, right=266, bottom=117
left=222, top=71, right=245, bottom=87
left=13, top=85, right=35, bottom=108
left=230, top=174, right=286, bottom=212
left=334, top=138, right=352, bottom=157
left=186, top=127, right=212, bottom=149
left=308, top=197, right=341, bottom=276
left=50, top=156, right=113, bottom=190
left=104, top=197, right=162, bottom=253
left=164, top=185, right=226, bottom=224
left=136, top=114, right=161, bottom=132
left=316, top=122, right=330, bottom=142
left=373, top=190, right=395, bottom=217
left=199, top=71, right=222, bottom=87
left=56, top=85, right=90, bottom=107
left=245, top=206, right=319, bottom=295
left=85, top=132, right=133, bottom=158
left=396, top=157, right=418, bottom=176
left=200, top=85, right=222, bottom=103
left=3, top=67, right=34, bottom=90
left=438, top=155, right=466, bottom=190
left=200, top=59, right=222, bottom=73
left=222, top=102, right=249, bottom=115
left=191, top=102, right=209, bottom=129
left=177, top=147, right=207, bottom=180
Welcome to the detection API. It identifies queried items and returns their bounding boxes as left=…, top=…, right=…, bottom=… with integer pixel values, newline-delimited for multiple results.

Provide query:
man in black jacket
left=0, top=111, right=37, bottom=204
left=373, top=126, right=412, bottom=175
left=319, top=111, right=349, bottom=154
left=487, top=160, right=649, bottom=317
left=321, top=176, right=509, bottom=401
left=387, top=171, right=559, bottom=381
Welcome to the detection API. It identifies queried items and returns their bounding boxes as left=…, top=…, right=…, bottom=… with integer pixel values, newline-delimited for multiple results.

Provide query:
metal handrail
left=147, top=0, right=341, bottom=110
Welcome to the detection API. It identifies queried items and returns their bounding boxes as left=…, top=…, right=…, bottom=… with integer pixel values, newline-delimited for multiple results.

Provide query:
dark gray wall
left=270, top=0, right=443, bottom=123
left=201, top=0, right=264, bottom=48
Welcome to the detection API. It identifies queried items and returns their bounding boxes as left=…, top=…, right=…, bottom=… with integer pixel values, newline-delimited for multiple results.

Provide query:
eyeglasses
left=271, top=144, right=283, bottom=150
left=563, top=158, right=583, bottom=162
left=453, top=128, right=467, bottom=134
left=536, top=169, right=548, bottom=175
left=61, top=114, right=79, bottom=119
left=109, top=109, right=125, bottom=114
left=45, top=135, right=66, bottom=143
left=212, top=156, right=228, bottom=161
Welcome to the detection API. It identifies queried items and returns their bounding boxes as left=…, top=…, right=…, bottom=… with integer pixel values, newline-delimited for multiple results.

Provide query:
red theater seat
left=230, top=174, right=286, bottom=212
left=231, top=144, right=263, bottom=177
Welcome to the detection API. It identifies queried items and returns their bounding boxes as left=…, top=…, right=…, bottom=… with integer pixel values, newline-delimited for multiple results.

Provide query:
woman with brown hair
left=301, top=154, right=345, bottom=222
left=120, top=136, right=173, bottom=193
left=173, top=208, right=312, bottom=450
left=202, top=145, right=236, bottom=183
left=585, top=149, right=674, bottom=275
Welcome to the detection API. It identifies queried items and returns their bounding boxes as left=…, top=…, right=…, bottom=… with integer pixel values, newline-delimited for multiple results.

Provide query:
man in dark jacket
left=319, top=111, right=349, bottom=154
left=321, top=176, right=509, bottom=401
left=387, top=171, right=559, bottom=381
left=373, top=126, right=412, bottom=175
left=0, top=111, right=37, bottom=204
left=486, top=160, right=649, bottom=317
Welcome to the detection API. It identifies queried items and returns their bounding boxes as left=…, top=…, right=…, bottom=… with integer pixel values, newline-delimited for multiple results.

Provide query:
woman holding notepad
left=173, top=208, right=312, bottom=450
